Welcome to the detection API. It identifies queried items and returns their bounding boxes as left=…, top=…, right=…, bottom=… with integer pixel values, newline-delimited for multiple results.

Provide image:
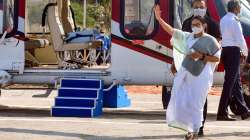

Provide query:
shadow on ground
left=0, top=107, right=218, bottom=121
left=0, top=108, right=50, bottom=117
left=0, top=127, right=183, bottom=139
left=0, top=127, right=249, bottom=140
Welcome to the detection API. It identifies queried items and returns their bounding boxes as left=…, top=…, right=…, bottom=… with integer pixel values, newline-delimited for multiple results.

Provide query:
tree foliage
left=71, top=0, right=111, bottom=32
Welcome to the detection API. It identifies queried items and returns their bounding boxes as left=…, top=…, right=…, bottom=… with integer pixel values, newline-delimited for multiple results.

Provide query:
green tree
left=71, top=0, right=111, bottom=32
left=98, top=0, right=111, bottom=32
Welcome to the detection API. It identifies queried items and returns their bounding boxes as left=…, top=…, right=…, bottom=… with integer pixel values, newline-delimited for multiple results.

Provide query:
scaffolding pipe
left=83, top=0, right=87, bottom=28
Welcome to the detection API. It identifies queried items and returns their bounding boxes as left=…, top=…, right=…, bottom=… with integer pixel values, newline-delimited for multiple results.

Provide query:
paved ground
left=0, top=88, right=249, bottom=140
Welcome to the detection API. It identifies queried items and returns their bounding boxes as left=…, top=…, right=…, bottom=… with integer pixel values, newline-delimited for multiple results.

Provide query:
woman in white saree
left=154, top=5, right=221, bottom=140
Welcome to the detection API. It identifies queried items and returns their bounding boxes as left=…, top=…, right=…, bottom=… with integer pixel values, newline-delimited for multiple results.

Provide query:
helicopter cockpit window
left=120, top=0, right=158, bottom=40
left=0, top=0, right=15, bottom=34
left=237, top=0, right=250, bottom=35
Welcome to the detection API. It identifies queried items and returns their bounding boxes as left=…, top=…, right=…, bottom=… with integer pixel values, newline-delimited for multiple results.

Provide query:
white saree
left=167, top=29, right=220, bottom=133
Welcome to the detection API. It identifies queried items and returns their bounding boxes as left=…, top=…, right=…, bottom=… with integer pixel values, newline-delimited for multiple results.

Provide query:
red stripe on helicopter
left=112, top=34, right=226, bottom=72
left=19, top=0, right=25, bottom=18
left=207, top=0, right=220, bottom=22
left=112, top=34, right=173, bottom=64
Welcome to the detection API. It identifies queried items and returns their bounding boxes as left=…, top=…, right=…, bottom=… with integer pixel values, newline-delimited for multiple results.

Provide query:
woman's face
left=191, top=19, right=205, bottom=35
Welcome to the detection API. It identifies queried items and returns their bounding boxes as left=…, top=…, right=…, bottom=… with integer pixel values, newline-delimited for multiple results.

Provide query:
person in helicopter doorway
left=165, top=0, right=221, bottom=137
left=155, top=4, right=221, bottom=140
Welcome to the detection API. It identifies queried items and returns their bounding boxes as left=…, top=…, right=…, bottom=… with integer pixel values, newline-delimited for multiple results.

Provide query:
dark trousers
left=217, top=47, right=249, bottom=116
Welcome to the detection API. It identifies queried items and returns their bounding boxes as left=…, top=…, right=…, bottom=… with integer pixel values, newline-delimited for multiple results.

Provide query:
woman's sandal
left=184, top=132, right=198, bottom=140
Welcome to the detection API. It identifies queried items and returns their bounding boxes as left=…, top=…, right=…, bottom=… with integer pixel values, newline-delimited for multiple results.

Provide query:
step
left=51, top=106, right=102, bottom=117
left=58, top=88, right=102, bottom=99
left=55, top=97, right=102, bottom=108
left=103, top=85, right=131, bottom=108
left=60, top=79, right=103, bottom=89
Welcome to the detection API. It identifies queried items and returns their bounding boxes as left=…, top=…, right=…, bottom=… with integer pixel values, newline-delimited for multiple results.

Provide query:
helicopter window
left=173, top=0, right=193, bottom=29
left=120, top=0, right=158, bottom=40
left=0, top=0, right=16, bottom=35
left=236, top=0, right=250, bottom=35
left=26, top=0, right=50, bottom=34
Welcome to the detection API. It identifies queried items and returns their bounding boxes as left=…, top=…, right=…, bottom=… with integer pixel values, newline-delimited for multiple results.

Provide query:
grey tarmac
left=0, top=89, right=249, bottom=140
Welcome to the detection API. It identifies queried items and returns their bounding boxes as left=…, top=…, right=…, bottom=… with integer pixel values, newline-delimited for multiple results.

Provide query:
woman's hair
left=191, top=16, right=206, bottom=25
left=192, top=0, right=206, bottom=7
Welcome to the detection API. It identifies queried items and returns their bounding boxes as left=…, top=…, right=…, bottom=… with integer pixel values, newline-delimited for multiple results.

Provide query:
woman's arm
left=154, top=5, right=174, bottom=35
left=188, top=52, right=220, bottom=62
left=203, top=54, right=220, bottom=62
